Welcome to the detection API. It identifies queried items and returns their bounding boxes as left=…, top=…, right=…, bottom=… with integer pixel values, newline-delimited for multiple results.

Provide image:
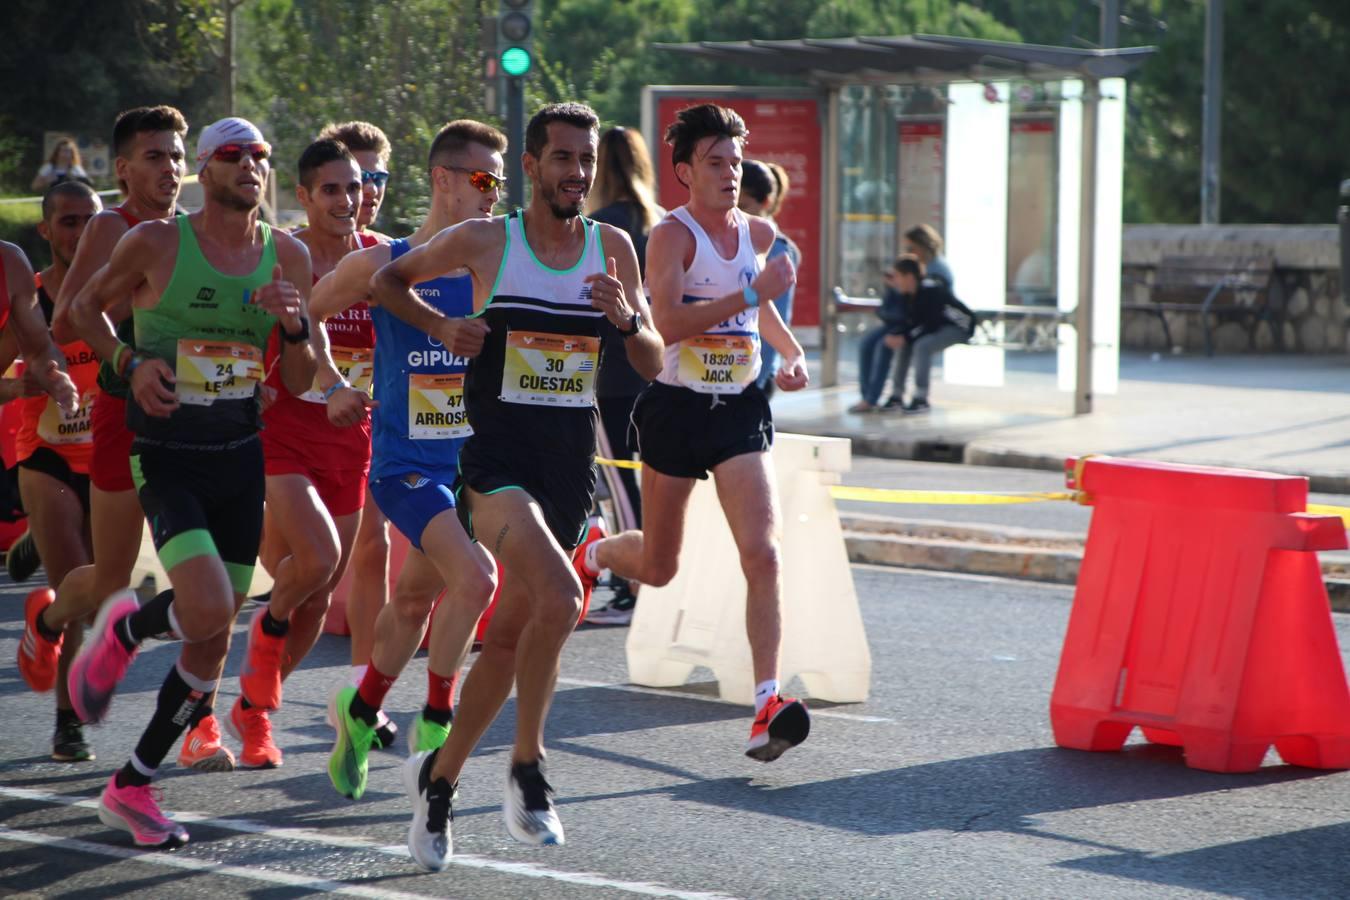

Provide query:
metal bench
left=1121, top=256, right=1279, bottom=356
left=831, top=288, right=1071, bottom=351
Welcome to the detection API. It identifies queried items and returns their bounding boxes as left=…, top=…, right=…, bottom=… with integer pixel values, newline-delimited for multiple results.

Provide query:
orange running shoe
left=239, top=606, right=286, bottom=709
left=745, top=694, right=811, bottom=763
left=570, top=517, right=608, bottom=623
left=226, top=696, right=282, bottom=769
left=177, top=714, right=236, bottom=772
left=18, top=588, right=61, bottom=693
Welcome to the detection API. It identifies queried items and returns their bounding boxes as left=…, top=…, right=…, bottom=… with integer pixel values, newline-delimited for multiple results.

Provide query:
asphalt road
left=4, top=565, right=1350, bottom=898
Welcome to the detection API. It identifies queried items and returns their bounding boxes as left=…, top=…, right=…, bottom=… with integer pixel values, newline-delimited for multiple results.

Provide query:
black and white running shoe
left=504, top=759, right=564, bottom=846
left=403, top=750, right=454, bottom=871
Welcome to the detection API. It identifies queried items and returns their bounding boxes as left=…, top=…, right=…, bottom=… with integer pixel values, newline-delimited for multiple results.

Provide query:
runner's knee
left=738, top=538, right=781, bottom=585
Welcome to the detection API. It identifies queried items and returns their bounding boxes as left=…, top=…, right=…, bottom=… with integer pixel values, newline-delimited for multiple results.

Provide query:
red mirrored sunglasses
left=442, top=165, right=505, bottom=195
left=212, top=142, right=272, bottom=164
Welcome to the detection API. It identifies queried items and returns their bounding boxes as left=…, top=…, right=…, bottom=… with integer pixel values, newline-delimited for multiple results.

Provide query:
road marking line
left=555, top=677, right=892, bottom=723
left=0, top=825, right=438, bottom=900
left=852, top=561, right=1077, bottom=589
left=0, top=786, right=737, bottom=899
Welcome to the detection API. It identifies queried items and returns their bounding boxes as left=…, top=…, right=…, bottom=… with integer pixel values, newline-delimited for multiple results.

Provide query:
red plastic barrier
left=1051, top=456, right=1350, bottom=772
left=0, top=388, right=26, bottom=549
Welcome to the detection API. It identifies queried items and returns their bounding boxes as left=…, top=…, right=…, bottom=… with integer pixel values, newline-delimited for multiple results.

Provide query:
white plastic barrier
left=625, top=433, right=871, bottom=704
left=131, top=523, right=274, bottom=599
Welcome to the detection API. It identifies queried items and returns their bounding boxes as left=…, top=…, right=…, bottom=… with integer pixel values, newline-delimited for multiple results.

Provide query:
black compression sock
left=115, top=761, right=152, bottom=788
left=130, top=663, right=211, bottom=774
left=34, top=608, right=63, bottom=643
left=348, top=691, right=380, bottom=726
left=119, top=589, right=176, bottom=650
left=56, top=707, right=81, bottom=729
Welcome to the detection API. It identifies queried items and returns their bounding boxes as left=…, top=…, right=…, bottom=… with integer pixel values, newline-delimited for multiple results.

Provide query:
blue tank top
left=368, top=239, right=474, bottom=483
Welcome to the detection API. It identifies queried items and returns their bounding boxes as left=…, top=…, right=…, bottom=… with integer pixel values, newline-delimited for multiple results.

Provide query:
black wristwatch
left=618, top=312, right=643, bottom=338
left=280, top=317, right=310, bottom=344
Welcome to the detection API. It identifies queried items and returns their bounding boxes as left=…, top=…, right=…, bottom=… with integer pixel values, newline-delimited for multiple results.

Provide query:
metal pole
left=821, top=87, right=842, bottom=388
left=1201, top=0, right=1223, bottom=225
left=506, top=77, right=524, bottom=209
left=1100, top=0, right=1120, bottom=48
left=224, top=0, right=236, bottom=117
left=1075, top=79, right=1099, bottom=416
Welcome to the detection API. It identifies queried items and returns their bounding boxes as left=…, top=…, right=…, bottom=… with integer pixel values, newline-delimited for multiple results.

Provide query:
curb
left=840, top=514, right=1350, bottom=612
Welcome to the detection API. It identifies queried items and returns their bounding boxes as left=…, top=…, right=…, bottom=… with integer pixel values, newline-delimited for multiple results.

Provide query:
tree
left=238, top=0, right=493, bottom=232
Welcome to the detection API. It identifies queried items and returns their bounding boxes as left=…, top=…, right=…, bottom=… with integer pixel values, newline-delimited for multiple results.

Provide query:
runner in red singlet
left=312, top=121, right=397, bottom=701
left=10, top=182, right=102, bottom=761
left=231, top=137, right=379, bottom=767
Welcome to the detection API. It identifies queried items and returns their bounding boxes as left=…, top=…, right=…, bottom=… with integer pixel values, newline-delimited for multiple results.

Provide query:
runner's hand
left=751, top=255, right=795, bottom=304
left=775, top=356, right=809, bottom=392
left=258, top=383, right=278, bottom=412
left=30, top=359, right=78, bottom=413
left=883, top=333, right=905, bottom=350
left=327, top=387, right=378, bottom=428
left=585, top=257, right=633, bottom=328
left=131, top=356, right=179, bottom=417
left=252, top=264, right=304, bottom=333
left=19, top=367, right=55, bottom=399
left=434, top=317, right=489, bottom=359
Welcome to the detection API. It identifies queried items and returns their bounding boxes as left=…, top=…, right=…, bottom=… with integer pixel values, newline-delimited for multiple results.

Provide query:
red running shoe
left=570, top=517, right=608, bottom=623
left=240, top=606, right=286, bottom=710
left=18, top=588, right=61, bottom=692
left=745, top=694, right=811, bottom=762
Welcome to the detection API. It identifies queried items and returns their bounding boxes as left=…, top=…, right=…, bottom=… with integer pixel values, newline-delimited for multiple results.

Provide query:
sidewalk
left=781, top=344, right=1350, bottom=492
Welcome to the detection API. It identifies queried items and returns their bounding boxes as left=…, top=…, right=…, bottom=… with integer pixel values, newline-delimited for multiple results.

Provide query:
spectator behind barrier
left=31, top=138, right=91, bottom=192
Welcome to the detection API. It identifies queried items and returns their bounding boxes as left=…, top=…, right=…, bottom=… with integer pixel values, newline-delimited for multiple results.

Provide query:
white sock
left=754, top=679, right=780, bottom=713
left=350, top=664, right=367, bottom=687
left=583, top=539, right=602, bottom=577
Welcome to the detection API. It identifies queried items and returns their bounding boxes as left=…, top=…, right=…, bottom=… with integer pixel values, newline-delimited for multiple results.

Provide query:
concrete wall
left=1120, top=224, right=1345, bottom=354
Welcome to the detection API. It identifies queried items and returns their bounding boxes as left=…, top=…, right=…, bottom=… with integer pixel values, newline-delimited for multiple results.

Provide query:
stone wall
left=1120, top=225, right=1345, bottom=354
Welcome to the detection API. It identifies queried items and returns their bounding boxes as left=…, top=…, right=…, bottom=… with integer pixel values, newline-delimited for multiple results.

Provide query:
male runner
left=232, top=137, right=377, bottom=769
left=314, top=120, right=397, bottom=684
left=11, top=181, right=102, bottom=761
left=580, top=103, right=813, bottom=763
left=368, top=103, right=662, bottom=870
left=313, top=120, right=508, bottom=814
left=18, top=107, right=242, bottom=772
left=65, top=117, right=316, bottom=849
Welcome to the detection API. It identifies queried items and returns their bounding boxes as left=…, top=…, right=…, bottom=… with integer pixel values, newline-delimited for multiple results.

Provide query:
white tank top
left=655, top=206, right=763, bottom=393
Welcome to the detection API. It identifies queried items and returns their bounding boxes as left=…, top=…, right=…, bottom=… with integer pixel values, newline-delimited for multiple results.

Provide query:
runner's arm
left=51, top=211, right=129, bottom=344
left=2, top=243, right=77, bottom=412
left=645, top=218, right=795, bottom=345
left=68, top=223, right=163, bottom=372
left=368, top=220, right=492, bottom=358
left=267, top=234, right=318, bottom=398
left=595, top=225, right=662, bottom=380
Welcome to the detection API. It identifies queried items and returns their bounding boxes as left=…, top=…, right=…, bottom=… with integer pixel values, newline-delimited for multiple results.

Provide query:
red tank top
left=15, top=275, right=100, bottom=471
left=261, top=232, right=378, bottom=463
left=0, top=248, right=11, bottom=332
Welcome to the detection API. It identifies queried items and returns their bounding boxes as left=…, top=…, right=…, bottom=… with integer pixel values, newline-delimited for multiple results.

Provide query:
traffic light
left=498, top=0, right=533, bottom=78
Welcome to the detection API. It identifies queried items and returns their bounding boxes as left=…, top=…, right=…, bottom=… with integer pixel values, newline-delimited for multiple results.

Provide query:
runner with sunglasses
left=368, top=102, right=662, bottom=871
left=311, top=121, right=506, bottom=808
left=64, top=117, right=317, bottom=849
left=24, top=107, right=224, bottom=769
left=228, top=138, right=381, bottom=769
left=312, top=122, right=400, bottom=713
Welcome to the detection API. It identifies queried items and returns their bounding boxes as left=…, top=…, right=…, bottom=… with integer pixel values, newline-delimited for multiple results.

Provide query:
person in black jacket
left=848, top=255, right=914, bottom=413
left=882, top=253, right=975, bottom=413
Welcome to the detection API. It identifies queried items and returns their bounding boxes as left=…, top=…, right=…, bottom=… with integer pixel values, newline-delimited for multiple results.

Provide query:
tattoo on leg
left=495, top=523, right=510, bottom=555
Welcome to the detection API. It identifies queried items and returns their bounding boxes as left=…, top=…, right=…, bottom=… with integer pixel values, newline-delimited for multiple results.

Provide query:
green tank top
left=129, top=214, right=278, bottom=443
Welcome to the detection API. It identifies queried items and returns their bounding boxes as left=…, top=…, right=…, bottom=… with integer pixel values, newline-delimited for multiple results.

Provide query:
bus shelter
left=649, top=35, right=1155, bottom=413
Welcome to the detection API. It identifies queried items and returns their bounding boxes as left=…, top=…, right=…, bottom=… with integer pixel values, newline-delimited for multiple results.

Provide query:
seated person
left=882, top=254, right=975, bottom=413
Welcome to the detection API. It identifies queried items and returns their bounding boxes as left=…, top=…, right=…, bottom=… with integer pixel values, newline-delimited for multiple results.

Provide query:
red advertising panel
left=652, top=93, right=821, bottom=327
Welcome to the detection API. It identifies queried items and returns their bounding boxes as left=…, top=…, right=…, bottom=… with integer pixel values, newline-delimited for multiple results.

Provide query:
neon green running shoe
left=407, top=712, right=451, bottom=755
left=328, top=685, right=376, bottom=800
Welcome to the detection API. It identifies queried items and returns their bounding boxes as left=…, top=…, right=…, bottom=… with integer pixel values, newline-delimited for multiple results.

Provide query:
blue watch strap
left=743, top=284, right=760, bottom=308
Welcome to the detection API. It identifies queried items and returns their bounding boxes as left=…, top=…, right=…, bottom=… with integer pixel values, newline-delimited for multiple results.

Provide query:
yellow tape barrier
left=597, top=457, right=1350, bottom=523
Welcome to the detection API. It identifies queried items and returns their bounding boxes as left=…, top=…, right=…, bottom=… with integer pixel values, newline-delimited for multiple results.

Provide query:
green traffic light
left=500, top=46, right=531, bottom=76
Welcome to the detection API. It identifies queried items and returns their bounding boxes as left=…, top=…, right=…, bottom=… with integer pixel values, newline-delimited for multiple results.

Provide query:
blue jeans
left=858, top=324, right=895, bottom=406
left=892, top=324, right=968, bottom=402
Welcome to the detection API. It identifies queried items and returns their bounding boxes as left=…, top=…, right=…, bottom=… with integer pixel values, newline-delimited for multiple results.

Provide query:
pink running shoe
left=67, top=591, right=141, bottom=724
left=98, top=773, right=189, bottom=848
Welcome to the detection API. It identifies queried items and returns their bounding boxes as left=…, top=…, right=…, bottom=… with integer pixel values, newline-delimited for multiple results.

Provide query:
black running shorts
left=630, top=381, right=774, bottom=480
left=18, top=446, right=91, bottom=514
left=455, top=438, right=596, bottom=551
left=131, top=435, right=265, bottom=595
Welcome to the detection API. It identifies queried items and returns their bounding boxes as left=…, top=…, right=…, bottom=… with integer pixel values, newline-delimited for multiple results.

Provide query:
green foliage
left=0, top=201, right=47, bottom=270
left=238, top=0, right=494, bottom=234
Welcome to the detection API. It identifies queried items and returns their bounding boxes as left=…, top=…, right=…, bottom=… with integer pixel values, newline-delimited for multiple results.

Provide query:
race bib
left=175, top=339, right=263, bottom=406
left=301, top=346, right=373, bottom=403
left=408, top=373, right=472, bottom=439
left=678, top=334, right=758, bottom=394
left=36, top=389, right=96, bottom=445
left=500, top=331, right=599, bottom=407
